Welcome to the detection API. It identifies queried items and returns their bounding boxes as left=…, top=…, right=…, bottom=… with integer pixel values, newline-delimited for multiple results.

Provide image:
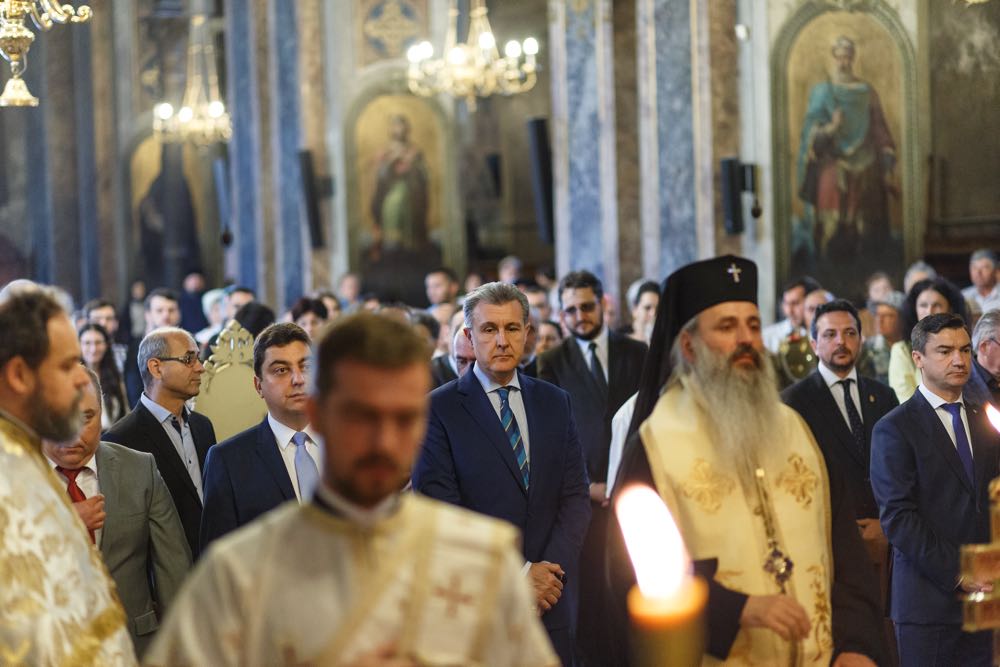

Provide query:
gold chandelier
left=0, top=0, right=92, bottom=107
left=406, top=0, right=538, bottom=111
left=153, top=14, right=231, bottom=145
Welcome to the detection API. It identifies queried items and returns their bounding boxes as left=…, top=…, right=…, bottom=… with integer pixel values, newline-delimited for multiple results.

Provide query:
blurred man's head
left=524, top=284, right=552, bottom=322
left=497, top=256, right=522, bottom=284
left=969, top=249, right=998, bottom=295
left=225, top=286, right=255, bottom=321
left=425, top=268, right=459, bottom=306
left=144, top=288, right=181, bottom=332
left=452, top=328, right=476, bottom=377
left=307, top=314, right=431, bottom=508
left=0, top=284, right=90, bottom=441
left=972, top=309, right=1000, bottom=381
left=290, top=297, right=328, bottom=340
left=779, top=277, right=820, bottom=329
left=803, top=289, right=835, bottom=331
left=84, top=298, right=119, bottom=338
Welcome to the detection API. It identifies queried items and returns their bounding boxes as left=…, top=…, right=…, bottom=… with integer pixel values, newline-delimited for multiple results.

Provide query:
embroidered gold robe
left=0, top=414, right=135, bottom=666
left=145, top=494, right=558, bottom=667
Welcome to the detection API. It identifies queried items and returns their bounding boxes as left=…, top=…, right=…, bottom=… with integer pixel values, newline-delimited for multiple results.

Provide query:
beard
left=686, top=337, right=785, bottom=474
left=27, top=383, right=83, bottom=443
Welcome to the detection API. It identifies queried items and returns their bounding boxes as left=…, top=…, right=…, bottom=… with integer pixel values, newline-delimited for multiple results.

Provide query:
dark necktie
left=838, top=379, right=866, bottom=458
left=589, top=341, right=608, bottom=395
left=942, top=403, right=975, bottom=483
left=497, top=387, right=529, bottom=489
left=56, top=466, right=95, bottom=544
left=170, top=415, right=184, bottom=438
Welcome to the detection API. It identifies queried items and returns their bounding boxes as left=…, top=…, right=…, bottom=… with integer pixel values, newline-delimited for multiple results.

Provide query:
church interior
left=2, top=0, right=998, bottom=320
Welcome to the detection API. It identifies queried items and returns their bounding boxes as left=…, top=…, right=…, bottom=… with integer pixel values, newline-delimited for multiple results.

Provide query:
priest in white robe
left=607, top=256, right=886, bottom=666
left=146, top=312, right=557, bottom=667
left=0, top=283, right=135, bottom=665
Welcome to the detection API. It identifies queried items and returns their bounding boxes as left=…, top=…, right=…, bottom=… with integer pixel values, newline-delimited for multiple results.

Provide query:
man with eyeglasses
left=537, top=270, right=646, bottom=666
left=967, top=309, right=1000, bottom=408
left=106, top=326, right=217, bottom=557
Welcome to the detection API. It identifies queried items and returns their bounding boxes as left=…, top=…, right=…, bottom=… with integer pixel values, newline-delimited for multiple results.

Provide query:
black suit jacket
left=537, top=331, right=646, bottom=482
left=105, top=401, right=216, bottom=557
left=200, top=417, right=297, bottom=551
left=123, top=336, right=143, bottom=408
left=429, top=355, right=457, bottom=389
left=782, top=369, right=898, bottom=518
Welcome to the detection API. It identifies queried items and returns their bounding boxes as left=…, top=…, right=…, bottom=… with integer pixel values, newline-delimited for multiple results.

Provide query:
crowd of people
left=1, top=247, right=999, bottom=666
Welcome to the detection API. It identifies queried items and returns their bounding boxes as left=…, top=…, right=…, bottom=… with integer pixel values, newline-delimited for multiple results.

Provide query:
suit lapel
left=806, top=372, right=865, bottom=468
left=457, top=371, right=527, bottom=496
left=911, top=391, right=974, bottom=495
left=519, top=374, right=546, bottom=502
left=858, top=377, right=881, bottom=444
left=95, top=443, right=118, bottom=553
left=137, top=405, right=200, bottom=502
left=254, top=420, right=296, bottom=501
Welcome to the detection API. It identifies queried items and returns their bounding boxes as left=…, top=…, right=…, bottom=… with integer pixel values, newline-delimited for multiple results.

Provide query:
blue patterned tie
left=292, top=431, right=319, bottom=500
left=942, top=403, right=974, bottom=484
left=497, top=387, right=529, bottom=489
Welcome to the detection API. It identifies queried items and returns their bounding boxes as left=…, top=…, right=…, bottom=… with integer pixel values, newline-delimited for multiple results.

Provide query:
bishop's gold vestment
left=0, top=413, right=135, bottom=666
left=145, top=492, right=558, bottom=667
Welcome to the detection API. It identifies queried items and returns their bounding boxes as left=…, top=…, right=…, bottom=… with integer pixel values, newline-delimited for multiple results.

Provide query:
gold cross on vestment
left=727, top=263, right=742, bottom=283
left=432, top=573, right=475, bottom=618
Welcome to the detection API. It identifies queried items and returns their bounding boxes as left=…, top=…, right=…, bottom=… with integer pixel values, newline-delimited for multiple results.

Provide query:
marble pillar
left=25, top=38, right=56, bottom=287
left=549, top=0, right=619, bottom=294
left=225, top=0, right=264, bottom=293
left=73, top=22, right=102, bottom=301
left=267, top=0, right=306, bottom=310
left=636, top=0, right=699, bottom=281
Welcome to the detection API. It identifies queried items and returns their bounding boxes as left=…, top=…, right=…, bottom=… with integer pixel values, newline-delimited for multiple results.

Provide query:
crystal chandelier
left=153, top=14, right=231, bottom=145
left=406, top=0, right=538, bottom=111
left=0, top=0, right=92, bottom=107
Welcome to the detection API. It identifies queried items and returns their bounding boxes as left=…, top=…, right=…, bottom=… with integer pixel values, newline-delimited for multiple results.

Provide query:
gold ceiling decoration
left=0, top=0, right=92, bottom=107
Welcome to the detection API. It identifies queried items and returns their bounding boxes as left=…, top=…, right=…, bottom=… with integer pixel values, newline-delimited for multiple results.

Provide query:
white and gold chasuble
left=639, top=380, right=834, bottom=666
left=0, top=415, right=135, bottom=666
left=145, top=494, right=558, bottom=667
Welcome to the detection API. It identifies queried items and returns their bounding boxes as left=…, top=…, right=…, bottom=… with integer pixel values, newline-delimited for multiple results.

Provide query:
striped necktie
left=497, top=387, right=529, bottom=489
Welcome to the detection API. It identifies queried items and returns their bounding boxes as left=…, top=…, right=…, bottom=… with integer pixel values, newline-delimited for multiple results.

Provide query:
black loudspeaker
left=299, top=149, right=324, bottom=249
left=212, top=157, right=232, bottom=247
left=526, top=117, right=554, bottom=245
left=720, top=157, right=761, bottom=235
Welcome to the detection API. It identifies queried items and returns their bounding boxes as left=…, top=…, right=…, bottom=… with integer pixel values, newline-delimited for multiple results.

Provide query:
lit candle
left=616, top=485, right=708, bottom=667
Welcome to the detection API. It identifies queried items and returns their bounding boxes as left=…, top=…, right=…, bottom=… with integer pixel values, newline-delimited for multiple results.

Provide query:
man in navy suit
left=871, top=312, right=1000, bottom=665
left=200, top=323, right=320, bottom=551
left=412, top=282, right=591, bottom=666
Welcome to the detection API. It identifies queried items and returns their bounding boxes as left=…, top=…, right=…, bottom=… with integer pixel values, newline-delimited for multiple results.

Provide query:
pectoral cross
left=727, top=263, right=742, bottom=283
left=432, top=573, right=475, bottom=619
left=961, top=478, right=1000, bottom=636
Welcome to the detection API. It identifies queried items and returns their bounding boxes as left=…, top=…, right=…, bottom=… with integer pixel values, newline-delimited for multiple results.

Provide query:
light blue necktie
left=292, top=431, right=319, bottom=500
left=497, top=387, right=529, bottom=489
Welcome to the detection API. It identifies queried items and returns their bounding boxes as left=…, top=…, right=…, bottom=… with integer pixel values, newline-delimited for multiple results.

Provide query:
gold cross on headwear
left=727, top=263, right=742, bottom=283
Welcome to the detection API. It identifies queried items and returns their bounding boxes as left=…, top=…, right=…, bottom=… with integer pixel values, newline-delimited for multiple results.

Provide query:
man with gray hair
left=413, top=281, right=591, bottom=666
left=962, top=249, right=1000, bottom=314
left=967, top=308, right=1000, bottom=408
left=105, top=326, right=217, bottom=557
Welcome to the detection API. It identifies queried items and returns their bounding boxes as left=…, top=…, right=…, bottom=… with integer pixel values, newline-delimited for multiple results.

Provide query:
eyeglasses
left=156, top=352, right=200, bottom=367
left=563, top=302, right=599, bottom=316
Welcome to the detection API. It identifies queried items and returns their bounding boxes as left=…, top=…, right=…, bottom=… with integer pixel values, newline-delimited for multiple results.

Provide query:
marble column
left=636, top=0, right=699, bottom=281
left=73, top=21, right=102, bottom=301
left=25, top=37, right=56, bottom=287
left=224, top=0, right=264, bottom=293
left=267, top=0, right=307, bottom=310
left=549, top=0, right=619, bottom=294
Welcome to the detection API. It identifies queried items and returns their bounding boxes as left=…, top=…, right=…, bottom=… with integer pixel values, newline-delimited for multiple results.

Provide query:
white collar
left=817, top=362, right=859, bottom=389
left=574, top=325, right=608, bottom=357
left=917, top=382, right=965, bottom=410
left=46, top=451, right=98, bottom=477
left=267, top=413, right=319, bottom=451
left=140, top=392, right=184, bottom=425
left=472, top=361, right=522, bottom=394
left=314, top=483, right=401, bottom=528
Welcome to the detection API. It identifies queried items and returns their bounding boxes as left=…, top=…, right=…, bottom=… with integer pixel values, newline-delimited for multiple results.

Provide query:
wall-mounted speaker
left=527, top=117, right=554, bottom=245
left=299, top=149, right=324, bottom=249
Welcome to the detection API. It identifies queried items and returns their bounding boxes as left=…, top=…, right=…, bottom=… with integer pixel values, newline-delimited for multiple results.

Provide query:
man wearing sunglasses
left=106, top=326, right=217, bottom=557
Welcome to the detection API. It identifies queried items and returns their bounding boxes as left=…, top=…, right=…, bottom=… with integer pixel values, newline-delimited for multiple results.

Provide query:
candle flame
left=987, top=404, right=1000, bottom=433
left=616, top=485, right=691, bottom=599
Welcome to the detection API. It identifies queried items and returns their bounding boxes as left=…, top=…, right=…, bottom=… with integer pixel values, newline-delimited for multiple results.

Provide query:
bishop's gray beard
left=686, top=337, right=786, bottom=475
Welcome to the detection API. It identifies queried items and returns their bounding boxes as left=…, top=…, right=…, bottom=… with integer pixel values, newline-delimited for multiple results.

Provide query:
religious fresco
left=773, top=2, right=916, bottom=301
left=358, top=0, right=427, bottom=67
left=350, top=94, right=445, bottom=304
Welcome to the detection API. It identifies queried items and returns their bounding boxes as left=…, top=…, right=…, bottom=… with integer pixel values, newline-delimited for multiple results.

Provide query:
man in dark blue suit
left=200, top=323, right=320, bottom=551
left=967, top=309, right=1000, bottom=409
left=412, top=282, right=591, bottom=667
left=871, top=312, right=1000, bottom=666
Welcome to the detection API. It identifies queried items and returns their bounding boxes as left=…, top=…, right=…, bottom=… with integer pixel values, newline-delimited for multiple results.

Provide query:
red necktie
left=56, top=466, right=95, bottom=544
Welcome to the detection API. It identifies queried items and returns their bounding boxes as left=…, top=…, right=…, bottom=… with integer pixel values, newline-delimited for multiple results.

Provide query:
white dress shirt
left=962, top=284, right=1000, bottom=313
left=268, top=414, right=323, bottom=502
left=472, top=362, right=531, bottom=463
left=141, top=393, right=204, bottom=500
left=918, top=383, right=973, bottom=455
left=573, top=326, right=609, bottom=382
left=48, top=455, right=103, bottom=546
left=818, top=363, right=863, bottom=429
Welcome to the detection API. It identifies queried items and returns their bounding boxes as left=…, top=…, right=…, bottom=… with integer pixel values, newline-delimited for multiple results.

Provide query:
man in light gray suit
left=42, top=367, right=191, bottom=655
